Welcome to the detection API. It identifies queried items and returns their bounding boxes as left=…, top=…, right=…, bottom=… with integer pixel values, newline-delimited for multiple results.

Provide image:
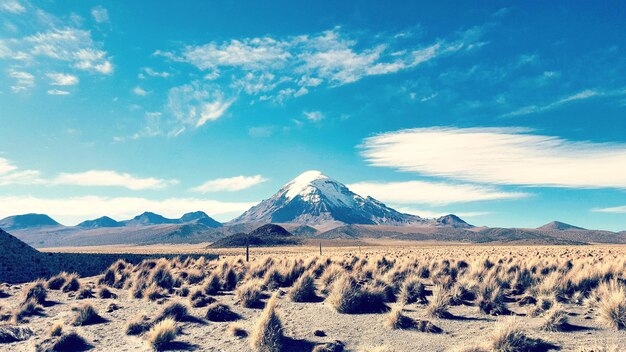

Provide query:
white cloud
left=8, top=69, right=34, bottom=92
left=0, top=157, right=17, bottom=174
left=133, top=86, right=148, bottom=96
left=304, top=111, right=324, bottom=122
left=361, top=127, right=626, bottom=189
left=166, top=82, right=235, bottom=130
left=141, top=67, right=170, bottom=78
left=348, top=180, right=528, bottom=206
left=91, top=6, right=109, bottom=24
left=47, top=89, right=70, bottom=95
left=0, top=195, right=257, bottom=225
left=0, top=0, right=25, bottom=13
left=191, top=175, right=268, bottom=193
left=52, top=170, right=178, bottom=190
left=46, top=72, right=78, bottom=86
left=592, top=206, right=626, bottom=214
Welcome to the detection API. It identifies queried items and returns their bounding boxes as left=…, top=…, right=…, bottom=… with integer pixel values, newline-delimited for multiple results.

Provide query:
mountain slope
left=0, top=213, right=61, bottom=230
left=179, top=211, right=222, bottom=228
left=232, top=170, right=438, bottom=226
left=123, top=212, right=178, bottom=226
left=538, top=221, right=585, bottom=231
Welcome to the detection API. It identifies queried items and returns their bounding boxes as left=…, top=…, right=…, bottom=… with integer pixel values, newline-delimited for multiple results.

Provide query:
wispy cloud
left=91, top=6, right=109, bottom=24
left=191, top=175, right=268, bottom=193
left=0, top=0, right=25, bottom=14
left=503, top=88, right=626, bottom=117
left=304, top=111, right=324, bottom=122
left=361, top=127, right=626, bottom=189
left=133, top=86, right=149, bottom=96
left=47, top=89, right=70, bottom=95
left=139, top=67, right=170, bottom=79
left=348, top=180, right=528, bottom=206
left=52, top=170, right=178, bottom=190
left=7, top=69, right=34, bottom=92
left=0, top=195, right=257, bottom=225
left=156, top=26, right=484, bottom=101
left=167, top=82, right=235, bottom=129
left=592, top=205, right=626, bottom=214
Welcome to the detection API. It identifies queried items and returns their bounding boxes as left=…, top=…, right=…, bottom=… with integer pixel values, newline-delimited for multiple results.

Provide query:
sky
left=1, top=1, right=625, bottom=230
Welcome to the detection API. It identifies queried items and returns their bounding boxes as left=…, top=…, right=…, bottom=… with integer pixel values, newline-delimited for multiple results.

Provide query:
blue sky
left=1, top=1, right=626, bottom=230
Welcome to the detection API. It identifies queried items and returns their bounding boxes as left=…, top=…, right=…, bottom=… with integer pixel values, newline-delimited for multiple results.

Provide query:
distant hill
left=436, top=214, right=473, bottom=229
left=77, top=216, right=123, bottom=229
left=538, top=221, right=585, bottom=231
left=123, top=212, right=178, bottom=226
left=210, top=224, right=301, bottom=248
left=179, top=211, right=222, bottom=228
left=0, top=213, right=61, bottom=230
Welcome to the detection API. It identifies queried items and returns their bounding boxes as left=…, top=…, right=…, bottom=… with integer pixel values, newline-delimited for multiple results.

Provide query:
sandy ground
left=3, top=245, right=626, bottom=351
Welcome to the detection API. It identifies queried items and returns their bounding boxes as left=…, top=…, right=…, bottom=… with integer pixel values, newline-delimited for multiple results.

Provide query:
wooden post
left=319, top=240, right=322, bottom=256
left=246, top=236, right=250, bottom=262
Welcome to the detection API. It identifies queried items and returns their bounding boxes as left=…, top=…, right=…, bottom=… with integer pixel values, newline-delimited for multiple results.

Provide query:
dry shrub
left=145, top=284, right=165, bottom=301
left=126, top=315, right=151, bottom=336
left=488, top=318, right=546, bottom=352
left=0, top=325, right=33, bottom=343
left=39, top=331, right=90, bottom=352
left=528, top=295, right=554, bottom=317
left=204, top=273, right=221, bottom=295
left=290, top=272, right=317, bottom=302
left=541, top=305, right=569, bottom=332
left=149, top=263, right=175, bottom=290
left=155, top=302, right=189, bottom=323
left=76, top=288, right=94, bottom=299
left=49, top=321, right=63, bottom=337
left=99, top=269, right=116, bottom=287
left=327, top=275, right=387, bottom=314
left=72, top=303, right=102, bottom=326
left=190, top=289, right=215, bottom=308
left=23, top=280, right=47, bottom=305
left=97, top=286, right=116, bottom=299
left=398, top=277, right=426, bottom=305
left=426, top=287, right=451, bottom=318
left=478, top=287, right=509, bottom=316
left=61, top=273, right=81, bottom=292
left=12, top=299, right=43, bottom=323
left=46, top=272, right=67, bottom=290
left=222, top=267, right=238, bottom=291
left=206, top=302, right=239, bottom=322
left=596, top=283, right=626, bottom=329
left=146, top=318, right=177, bottom=351
left=250, top=293, right=283, bottom=352
left=236, top=279, right=264, bottom=308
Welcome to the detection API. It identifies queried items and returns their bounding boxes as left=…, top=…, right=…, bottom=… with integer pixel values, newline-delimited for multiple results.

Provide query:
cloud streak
left=52, top=170, right=178, bottom=190
left=191, top=175, right=268, bottom=193
left=361, top=127, right=626, bottom=189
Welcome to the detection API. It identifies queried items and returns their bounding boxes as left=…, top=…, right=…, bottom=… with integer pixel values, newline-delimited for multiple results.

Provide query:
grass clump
left=146, top=318, right=177, bottom=351
left=155, top=302, right=189, bottom=323
left=290, top=272, right=317, bottom=302
left=327, top=275, right=387, bottom=314
left=72, top=303, right=103, bottom=326
left=39, top=331, right=90, bottom=352
left=61, top=273, right=81, bottom=293
left=206, top=302, right=239, bottom=322
left=398, top=277, right=427, bottom=305
left=228, top=323, right=248, bottom=338
left=126, top=315, right=151, bottom=336
left=541, top=306, right=569, bottom=332
left=250, top=293, right=283, bottom=352
left=426, top=287, right=451, bottom=318
left=49, top=321, right=63, bottom=337
left=46, top=273, right=67, bottom=290
left=236, top=279, right=264, bottom=308
left=385, top=306, right=442, bottom=333
left=596, top=284, right=626, bottom=330
left=23, top=280, right=47, bottom=305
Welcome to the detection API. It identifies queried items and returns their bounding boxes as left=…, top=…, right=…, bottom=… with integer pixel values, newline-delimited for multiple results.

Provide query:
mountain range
left=1, top=170, right=624, bottom=247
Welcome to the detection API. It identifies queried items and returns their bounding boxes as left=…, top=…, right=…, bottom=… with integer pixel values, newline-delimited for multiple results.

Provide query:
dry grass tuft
left=126, top=315, right=151, bottom=336
left=290, top=272, right=317, bottom=302
left=236, top=279, right=264, bottom=308
left=250, top=293, right=283, bottom=352
left=61, top=273, right=81, bottom=292
left=596, top=283, right=626, bottom=330
left=46, top=272, right=67, bottom=290
left=228, top=323, right=248, bottom=338
left=23, top=279, right=47, bottom=305
left=398, top=277, right=427, bottom=305
left=155, top=302, right=189, bottom=322
left=327, top=275, right=387, bottom=314
left=12, top=299, right=43, bottom=323
left=49, top=321, right=63, bottom=337
left=146, top=318, right=177, bottom=351
left=541, top=305, right=569, bottom=332
left=206, top=302, right=239, bottom=322
left=39, top=331, right=90, bottom=352
left=426, top=287, right=451, bottom=318
left=72, top=303, right=102, bottom=326
left=488, top=318, right=546, bottom=352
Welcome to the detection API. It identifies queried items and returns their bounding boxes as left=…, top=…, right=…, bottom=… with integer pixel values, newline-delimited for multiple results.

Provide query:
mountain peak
left=284, top=170, right=329, bottom=200
left=538, top=221, right=585, bottom=231
left=0, top=213, right=61, bottom=231
left=77, top=216, right=123, bottom=229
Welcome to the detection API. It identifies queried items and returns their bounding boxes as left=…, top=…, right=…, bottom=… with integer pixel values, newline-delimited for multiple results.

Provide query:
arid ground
left=2, top=244, right=626, bottom=351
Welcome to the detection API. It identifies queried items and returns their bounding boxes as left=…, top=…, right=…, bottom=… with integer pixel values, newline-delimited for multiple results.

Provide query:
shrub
left=597, top=285, right=626, bottom=329
left=228, top=323, right=248, bottom=338
left=426, top=287, right=451, bottom=318
left=237, top=279, right=264, bottom=308
left=149, top=263, right=175, bottom=290
left=155, top=302, right=189, bottom=323
left=40, top=331, right=90, bottom=352
left=97, top=286, right=116, bottom=299
left=62, top=273, right=81, bottom=292
left=541, top=306, right=569, bottom=332
left=46, top=273, right=67, bottom=290
left=189, top=289, right=215, bottom=308
left=398, top=277, right=426, bottom=305
left=126, top=315, right=151, bottom=336
left=144, top=284, right=165, bottom=301
left=488, top=318, right=544, bottom=352
left=23, top=280, right=47, bottom=305
left=49, top=321, right=63, bottom=337
left=146, top=318, right=177, bottom=351
left=290, top=272, right=317, bottom=303
left=250, top=293, right=283, bottom=352
left=385, top=306, right=415, bottom=330
left=205, top=303, right=239, bottom=322
left=12, top=299, right=43, bottom=323
left=72, top=303, right=102, bottom=326
left=222, top=267, right=238, bottom=291
left=326, top=275, right=387, bottom=314
left=99, top=269, right=116, bottom=287
left=76, top=288, right=94, bottom=299
left=204, top=273, right=221, bottom=295
left=478, top=288, right=509, bottom=316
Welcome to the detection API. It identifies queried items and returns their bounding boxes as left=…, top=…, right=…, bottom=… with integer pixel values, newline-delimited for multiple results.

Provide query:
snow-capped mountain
left=232, top=170, right=444, bottom=226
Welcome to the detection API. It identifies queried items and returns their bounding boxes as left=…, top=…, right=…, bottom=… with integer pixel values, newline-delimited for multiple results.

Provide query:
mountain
left=210, top=224, right=301, bottom=248
left=538, top=221, right=585, bottom=231
left=436, top=214, right=473, bottom=228
left=123, top=212, right=178, bottom=226
left=231, top=170, right=441, bottom=226
left=0, top=213, right=61, bottom=230
left=179, top=211, right=222, bottom=228
left=77, top=216, right=123, bottom=229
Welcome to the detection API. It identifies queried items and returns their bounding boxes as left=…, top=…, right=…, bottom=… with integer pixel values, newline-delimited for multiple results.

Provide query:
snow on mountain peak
left=283, top=170, right=354, bottom=206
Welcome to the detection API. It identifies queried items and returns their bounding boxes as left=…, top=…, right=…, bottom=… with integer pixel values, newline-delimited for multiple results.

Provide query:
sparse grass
left=541, top=305, right=569, bottom=332
left=40, top=331, right=90, bottom=352
left=488, top=318, right=545, bottom=352
left=146, top=318, right=177, bottom=351
left=250, top=293, right=283, bottom=352
left=126, top=315, right=151, bottom=336
left=426, top=287, right=451, bottom=318
left=12, top=298, right=43, bottom=323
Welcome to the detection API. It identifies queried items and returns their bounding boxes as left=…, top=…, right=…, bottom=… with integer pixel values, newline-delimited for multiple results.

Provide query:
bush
left=327, top=275, right=387, bottom=314
left=126, top=315, right=151, bottom=336
left=250, top=293, right=283, bottom=352
left=62, top=273, right=81, bottom=293
left=597, top=285, right=626, bottom=329
left=236, top=279, right=264, bottom=308
left=205, top=303, right=239, bottom=322
left=426, top=287, right=451, bottom=318
left=72, top=304, right=102, bottom=326
left=146, top=318, right=177, bottom=351
left=204, top=273, right=221, bottom=295
left=290, top=272, right=317, bottom=303
left=155, top=302, right=189, bottom=323
left=46, top=273, right=67, bottom=290
left=398, top=277, right=426, bottom=305
left=23, top=280, right=47, bottom=305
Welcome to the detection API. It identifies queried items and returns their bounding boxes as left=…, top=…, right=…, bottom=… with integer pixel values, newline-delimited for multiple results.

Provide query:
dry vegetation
left=1, top=245, right=626, bottom=350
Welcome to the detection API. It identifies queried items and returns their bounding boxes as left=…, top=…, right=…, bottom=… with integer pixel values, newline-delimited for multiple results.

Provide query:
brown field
left=2, top=244, right=626, bottom=351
